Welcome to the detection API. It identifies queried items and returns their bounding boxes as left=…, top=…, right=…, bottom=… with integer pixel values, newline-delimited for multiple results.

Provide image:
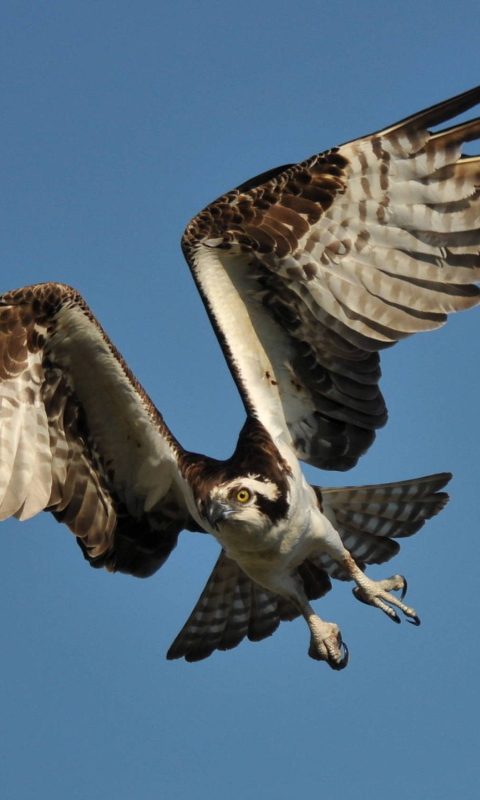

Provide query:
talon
left=326, top=640, right=349, bottom=671
left=307, top=616, right=348, bottom=669
left=338, top=640, right=349, bottom=670
left=389, top=609, right=401, bottom=624
left=308, top=643, right=323, bottom=661
left=352, top=586, right=372, bottom=606
left=406, top=614, right=421, bottom=627
left=351, top=567, right=421, bottom=627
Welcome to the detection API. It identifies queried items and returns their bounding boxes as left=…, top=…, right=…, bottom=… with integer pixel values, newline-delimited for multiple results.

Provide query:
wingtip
left=356, top=85, right=480, bottom=143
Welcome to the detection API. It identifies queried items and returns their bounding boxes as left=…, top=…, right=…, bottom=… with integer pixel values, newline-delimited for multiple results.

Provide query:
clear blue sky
left=1, top=2, right=479, bottom=799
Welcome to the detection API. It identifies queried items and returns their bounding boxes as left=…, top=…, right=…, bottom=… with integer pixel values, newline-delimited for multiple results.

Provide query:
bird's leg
left=341, top=552, right=420, bottom=626
left=304, top=606, right=349, bottom=670
left=286, top=577, right=348, bottom=670
left=243, top=560, right=348, bottom=669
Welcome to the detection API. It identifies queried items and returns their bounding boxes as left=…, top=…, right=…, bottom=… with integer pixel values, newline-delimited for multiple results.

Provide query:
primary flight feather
left=1, top=86, right=479, bottom=667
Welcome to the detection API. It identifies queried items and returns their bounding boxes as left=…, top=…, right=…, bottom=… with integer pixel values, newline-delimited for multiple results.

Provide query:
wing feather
left=183, top=86, right=480, bottom=470
left=0, top=283, right=201, bottom=578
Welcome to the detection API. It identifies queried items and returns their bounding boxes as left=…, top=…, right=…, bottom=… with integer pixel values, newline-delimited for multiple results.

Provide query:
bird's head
left=201, top=474, right=289, bottom=535
left=186, top=417, right=294, bottom=542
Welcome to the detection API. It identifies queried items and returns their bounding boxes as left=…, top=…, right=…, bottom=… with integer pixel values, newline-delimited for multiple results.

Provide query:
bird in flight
left=1, top=86, right=479, bottom=669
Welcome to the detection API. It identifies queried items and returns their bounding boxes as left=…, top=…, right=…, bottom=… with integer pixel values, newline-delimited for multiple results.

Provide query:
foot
left=352, top=573, right=420, bottom=625
left=307, top=614, right=349, bottom=670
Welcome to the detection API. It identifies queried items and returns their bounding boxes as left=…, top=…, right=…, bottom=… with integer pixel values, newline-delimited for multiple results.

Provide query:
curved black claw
left=339, top=640, right=349, bottom=670
left=399, top=576, right=408, bottom=601
left=308, top=634, right=349, bottom=670
left=352, top=587, right=372, bottom=606
left=406, top=614, right=421, bottom=627
left=327, top=640, right=349, bottom=671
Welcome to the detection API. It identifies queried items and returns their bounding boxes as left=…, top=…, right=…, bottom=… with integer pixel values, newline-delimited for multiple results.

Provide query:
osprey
left=1, top=87, right=480, bottom=669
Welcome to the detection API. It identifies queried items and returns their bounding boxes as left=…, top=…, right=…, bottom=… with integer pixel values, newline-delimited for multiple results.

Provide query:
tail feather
left=313, top=472, right=451, bottom=579
left=320, top=472, right=451, bottom=508
left=167, top=551, right=302, bottom=662
left=168, top=473, right=451, bottom=661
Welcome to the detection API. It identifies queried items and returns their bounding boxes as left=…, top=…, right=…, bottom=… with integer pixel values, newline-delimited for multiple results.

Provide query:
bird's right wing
left=0, top=283, right=202, bottom=578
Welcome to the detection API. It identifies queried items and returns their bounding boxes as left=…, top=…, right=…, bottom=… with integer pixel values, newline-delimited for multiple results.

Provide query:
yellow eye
left=236, top=489, right=251, bottom=503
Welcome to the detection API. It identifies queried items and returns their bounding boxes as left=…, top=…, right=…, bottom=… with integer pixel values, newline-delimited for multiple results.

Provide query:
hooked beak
left=205, top=500, right=235, bottom=529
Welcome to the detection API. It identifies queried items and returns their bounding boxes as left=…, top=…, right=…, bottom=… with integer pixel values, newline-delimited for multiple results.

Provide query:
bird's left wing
left=183, top=86, right=480, bottom=471
left=0, top=283, right=203, bottom=578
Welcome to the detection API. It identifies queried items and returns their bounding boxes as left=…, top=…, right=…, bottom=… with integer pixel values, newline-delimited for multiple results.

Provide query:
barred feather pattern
left=168, top=473, right=451, bottom=661
left=167, top=551, right=304, bottom=663
left=316, top=473, right=451, bottom=579
left=0, top=284, right=202, bottom=577
left=0, top=90, right=473, bottom=666
left=184, top=86, right=480, bottom=470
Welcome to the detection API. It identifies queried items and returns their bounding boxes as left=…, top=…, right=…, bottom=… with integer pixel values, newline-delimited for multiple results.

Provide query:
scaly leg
left=342, top=553, right=420, bottom=625
left=305, top=607, right=349, bottom=670
left=264, top=569, right=349, bottom=669
left=286, top=575, right=348, bottom=669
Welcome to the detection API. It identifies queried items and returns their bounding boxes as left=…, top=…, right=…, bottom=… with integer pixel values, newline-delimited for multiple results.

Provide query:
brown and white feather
left=167, top=550, right=303, bottom=662
left=183, top=86, right=480, bottom=471
left=0, top=88, right=475, bottom=664
left=167, top=473, right=450, bottom=661
left=315, top=473, right=451, bottom=579
left=0, top=283, right=203, bottom=577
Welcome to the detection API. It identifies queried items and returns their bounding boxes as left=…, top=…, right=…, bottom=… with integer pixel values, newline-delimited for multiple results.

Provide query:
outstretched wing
left=0, top=283, right=202, bottom=578
left=183, top=86, right=480, bottom=471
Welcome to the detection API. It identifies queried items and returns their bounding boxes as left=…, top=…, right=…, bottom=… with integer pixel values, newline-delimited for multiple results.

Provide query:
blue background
left=1, top=2, right=479, bottom=798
